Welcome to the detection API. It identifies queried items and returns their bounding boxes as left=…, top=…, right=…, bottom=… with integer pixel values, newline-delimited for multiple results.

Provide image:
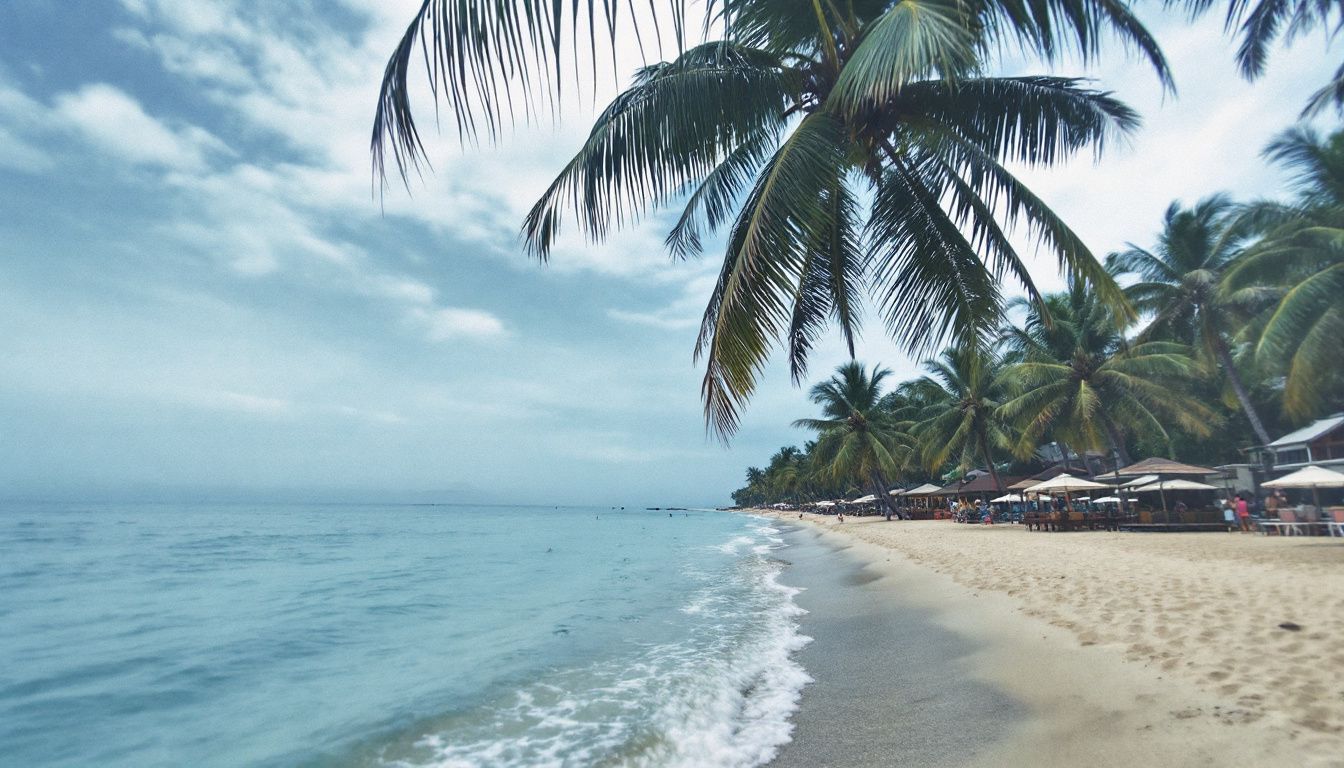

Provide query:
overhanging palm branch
left=1171, top=0, right=1344, bottom=115
left=1223, top=125, right=1344, bottom=418
left=374, top=0, right=1166, bottom=439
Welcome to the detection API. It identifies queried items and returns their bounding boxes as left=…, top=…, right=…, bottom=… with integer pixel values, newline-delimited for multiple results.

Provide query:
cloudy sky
left=0, top=1, right=1336, bottom=506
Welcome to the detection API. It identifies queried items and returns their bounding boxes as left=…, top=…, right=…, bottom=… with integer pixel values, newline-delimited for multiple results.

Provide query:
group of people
left=949, top=499, right=992, bottom=524
left=1221, top=490, right=1289, bottom=532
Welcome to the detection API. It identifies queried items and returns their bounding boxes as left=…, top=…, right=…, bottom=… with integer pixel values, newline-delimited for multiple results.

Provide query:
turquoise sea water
left=0, top=503, right=807, bottom=767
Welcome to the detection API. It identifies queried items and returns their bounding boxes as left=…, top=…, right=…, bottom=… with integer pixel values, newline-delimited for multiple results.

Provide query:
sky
left=0, top=1, right=1337, bottom=506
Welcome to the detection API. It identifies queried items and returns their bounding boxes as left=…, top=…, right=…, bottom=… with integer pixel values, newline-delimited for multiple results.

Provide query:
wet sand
left=770, top=524, right=1018, bottom=767
left=763, top=514, right=1344, bottom=768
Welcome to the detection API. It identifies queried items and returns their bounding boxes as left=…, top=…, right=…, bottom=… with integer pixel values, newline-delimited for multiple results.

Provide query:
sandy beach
left=760, top=513, right=1344, bottom=767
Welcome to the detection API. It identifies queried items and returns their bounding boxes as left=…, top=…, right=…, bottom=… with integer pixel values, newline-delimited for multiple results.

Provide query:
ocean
left=0, top=503, right=809, bottom=767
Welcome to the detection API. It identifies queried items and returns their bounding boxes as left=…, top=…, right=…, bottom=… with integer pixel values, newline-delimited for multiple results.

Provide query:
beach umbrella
left=1263, top=465, right=1344, bottom=509
left=850, top=494, right=878, bottom=504
left=1024, top=474, right=1111, bottom=513
left=1128, top=478, right=1217, bottom=522
left=1121, top=474, right=1159, bottom=488
left=989, top=493, right=1023, bottom=503
left=1129, top=479, right=1218, bottom=492
left=1104, top=458, right=1218, bottom=478
left=814, top=501, right=836, bottom=508
left=1099, top=459, right=1216, bottom=522
left=1023, top=474, right=1112, bottom=493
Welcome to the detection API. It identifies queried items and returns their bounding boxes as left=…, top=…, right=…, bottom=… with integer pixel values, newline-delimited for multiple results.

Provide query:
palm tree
left=997, top=283, right=1217, bottom=465
left=1225, top=126, right=1344, bottom=419
left=374, top=1, right=1168, bottom=438
left=904, top=344, right=1011, bottom=490
left=794, top=362, right=908, bottom=520
left=764, top=445, right=807, bottom=501
left=1106, top=196, right=1274, bottom=445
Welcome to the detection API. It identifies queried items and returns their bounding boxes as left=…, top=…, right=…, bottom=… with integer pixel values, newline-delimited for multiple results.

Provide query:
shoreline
left=757, top=512, right=1344, bottom=767
left=767, top=522, right=1020, bottom=767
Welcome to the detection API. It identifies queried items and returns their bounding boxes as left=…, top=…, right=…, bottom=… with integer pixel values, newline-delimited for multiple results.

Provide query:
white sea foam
left=386, top=522, right=812, bottom=768
left=715, top=535, right=757, bottom=555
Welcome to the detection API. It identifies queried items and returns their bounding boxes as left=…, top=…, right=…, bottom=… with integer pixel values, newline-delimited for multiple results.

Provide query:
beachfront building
left=1264, top=413, right=1344, bottom=471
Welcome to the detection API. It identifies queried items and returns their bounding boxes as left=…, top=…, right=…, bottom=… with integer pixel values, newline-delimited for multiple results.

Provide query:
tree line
left=732, top=126, right=1344, bottom=508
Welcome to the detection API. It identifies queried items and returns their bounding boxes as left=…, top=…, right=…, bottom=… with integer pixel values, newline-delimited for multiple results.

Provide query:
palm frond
left=828, top=0, right=979, bottom=112
left=979, top=0, right=1172, bottom=88
left=786, top=175, right=866, bottom=381
left=665, top=131, right=776, bottom=258
left=896, top=76, right=1140, bottom=166
left=868, top=156, right=1003, bottom=354
left=373, top=1, right=705, bottom=183
left=697, top=112, right=850, bottom=438
left=521, top=42, right=794, bottom=258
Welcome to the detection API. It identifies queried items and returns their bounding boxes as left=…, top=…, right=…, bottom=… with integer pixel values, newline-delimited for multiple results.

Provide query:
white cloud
left=372, top=276, right=436, bottom=305
left=193, top=389, right=292, bottom=416
left=408, top=306, right=508, bottom=342
left=0, top=72, right=53, bottom=173
left=0, top=125, right=52, bottom=173
left=332, top=404, right=406, bottom=425
left=608, top=270, right=718, bottom=330
left=53, top=83, right=225, bottom=171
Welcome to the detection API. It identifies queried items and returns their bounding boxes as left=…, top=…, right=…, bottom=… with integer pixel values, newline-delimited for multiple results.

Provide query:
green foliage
left=997, top=282, right=1218, bottom=462
left=1227, top=125, right=1344, bottom=419
left=1107, top=194, right=1277, bottom=445
left=376, top=0, right=1164, bottom=440
left=734, top=127, right=1344, bottom=503
left=1174, top=0, right=1344, bottom=115
left=793, top=362, right=912, bottom=491
left=903, top=343, right=1012, bottom=482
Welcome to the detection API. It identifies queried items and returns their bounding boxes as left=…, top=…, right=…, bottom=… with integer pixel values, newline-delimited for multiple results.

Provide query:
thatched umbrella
left=1103, top=458, right=1217, bottom=522
left=1105, top=457, right=1217, bottom=476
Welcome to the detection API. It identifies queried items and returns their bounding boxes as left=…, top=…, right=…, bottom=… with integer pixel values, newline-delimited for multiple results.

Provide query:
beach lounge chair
left=1328, top=508, right=1344, bottom=538
left=1279, top=509, right=1303, bottom=536
left=1273, top=508, right=1328, bottom=536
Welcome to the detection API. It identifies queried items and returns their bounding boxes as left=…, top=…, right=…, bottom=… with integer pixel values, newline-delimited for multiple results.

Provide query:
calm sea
left=0, top=503, right=809, bottom=767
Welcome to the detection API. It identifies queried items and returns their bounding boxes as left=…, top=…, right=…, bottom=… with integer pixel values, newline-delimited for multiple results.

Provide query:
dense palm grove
left=371, top=1, right=1344, bottom=499
left=733, top=125, right=1344, bottom=507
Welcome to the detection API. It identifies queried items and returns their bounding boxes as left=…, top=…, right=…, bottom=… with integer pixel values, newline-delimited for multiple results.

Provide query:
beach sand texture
left=763, top=514, right=1344, bottom=767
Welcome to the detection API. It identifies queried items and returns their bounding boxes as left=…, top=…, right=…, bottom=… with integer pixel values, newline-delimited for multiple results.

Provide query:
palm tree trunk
left=1097, top=412, right=1134, bottom=519
left=1213, top=336, right=1272, bottom=446
left=871, top=471, right=898, bottom=521
left=977, top=431, right=1004, bottom=492
left=1098, top=412, right=1133, bottom=467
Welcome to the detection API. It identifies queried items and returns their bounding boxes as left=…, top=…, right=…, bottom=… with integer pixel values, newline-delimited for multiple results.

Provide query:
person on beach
left=837, top=511, right=845, bottom=523
left=1222, top=498, right=1237, bottom=531
left=1265, top=489, right=1285, bottom=518
left=1236, top=493, right=1252, bottom=532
